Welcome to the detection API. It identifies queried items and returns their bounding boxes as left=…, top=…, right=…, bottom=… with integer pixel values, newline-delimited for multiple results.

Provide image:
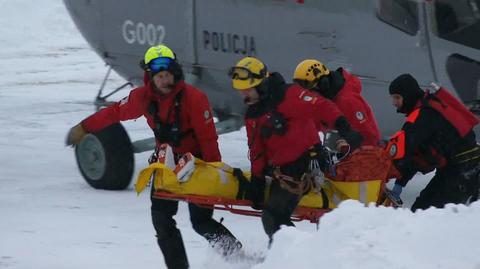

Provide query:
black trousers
left=262, top=155, right=308, bottom=243
left=411, top=161, right=480, bottom=211
left=151, top=195, right=241, bottom=269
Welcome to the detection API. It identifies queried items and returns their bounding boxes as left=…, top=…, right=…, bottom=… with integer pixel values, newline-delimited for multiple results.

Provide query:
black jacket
left=395, top=105, right=477, bottom=186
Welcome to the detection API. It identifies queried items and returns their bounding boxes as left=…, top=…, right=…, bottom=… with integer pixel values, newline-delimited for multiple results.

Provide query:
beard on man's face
left=155, top=83, right=175, bottom=94
left=163, top=83, right=175, bottom=91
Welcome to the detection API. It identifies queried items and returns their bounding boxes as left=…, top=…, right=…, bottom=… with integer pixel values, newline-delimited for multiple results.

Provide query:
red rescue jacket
left=311, top=92, right=344, bottom=132
left=246, top=84, right=328, bottom=177
left=332, top=69, right=381, bottom=146
left=82, top=81, right=221, bottom=162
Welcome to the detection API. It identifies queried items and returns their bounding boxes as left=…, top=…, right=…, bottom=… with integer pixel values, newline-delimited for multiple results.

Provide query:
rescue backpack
left=424, top=87, right=479, bottom=137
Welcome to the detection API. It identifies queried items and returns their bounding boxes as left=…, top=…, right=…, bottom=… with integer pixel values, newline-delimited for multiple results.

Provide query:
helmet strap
left=256, top=78, right=270, bottom=100
left=318, top=75, right=330, bottom=92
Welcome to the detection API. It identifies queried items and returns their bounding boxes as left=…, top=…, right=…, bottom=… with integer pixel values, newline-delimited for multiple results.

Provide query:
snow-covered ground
left=0, top=1, right=479, bottom=268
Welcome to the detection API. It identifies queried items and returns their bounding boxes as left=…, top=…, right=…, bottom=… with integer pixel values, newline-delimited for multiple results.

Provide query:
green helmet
left=144, top=44, right=175, bottom=65
left=142, top=44, right=184, bottom=82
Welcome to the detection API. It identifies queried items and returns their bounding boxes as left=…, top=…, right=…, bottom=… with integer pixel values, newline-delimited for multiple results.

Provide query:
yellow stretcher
left=135, top=146, right=396, bottom=223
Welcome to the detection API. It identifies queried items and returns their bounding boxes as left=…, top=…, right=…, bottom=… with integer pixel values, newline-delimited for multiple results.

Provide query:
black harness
left=244, top=78, right=290, bottom=164
left=260, top=110, right=288, bottom=139
left=148, top=91, right=193, bottom=147
left=246, top=82, right=290, bottom=140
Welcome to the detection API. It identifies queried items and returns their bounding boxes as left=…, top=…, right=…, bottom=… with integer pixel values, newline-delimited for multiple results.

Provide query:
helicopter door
left=424, top=0, right=480, bottom=106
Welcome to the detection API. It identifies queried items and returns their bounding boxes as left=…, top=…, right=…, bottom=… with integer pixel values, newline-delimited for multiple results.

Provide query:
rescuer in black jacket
left=386, top=74, right=480, bottom=211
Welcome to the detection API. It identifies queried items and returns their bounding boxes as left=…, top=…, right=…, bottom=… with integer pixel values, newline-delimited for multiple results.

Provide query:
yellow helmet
left=228, top=57, right=267, bottom=90
left=144, top=44, right=175, bottom=65
left=293, top=59, right=330, bottom=88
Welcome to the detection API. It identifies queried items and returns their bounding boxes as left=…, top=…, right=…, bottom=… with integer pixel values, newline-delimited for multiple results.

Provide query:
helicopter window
left=376, top=0, right=419, bottom=35
left=446, top=54, right=480, bottom=103
left=435, top=0, right=480, bottom=50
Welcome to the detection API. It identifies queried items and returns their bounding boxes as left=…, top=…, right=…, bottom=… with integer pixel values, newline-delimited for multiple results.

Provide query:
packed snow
left=0, top=1, right=479, bottom=268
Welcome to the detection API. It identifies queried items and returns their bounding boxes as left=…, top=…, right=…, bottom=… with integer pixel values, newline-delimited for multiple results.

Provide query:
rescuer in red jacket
left=228, top=57, right=362, bottom=245
left=66, top=44, right=240, bottom=269
left=386, top=74, right=480, bottom=211
left=293, top=59, right=381, bottom=147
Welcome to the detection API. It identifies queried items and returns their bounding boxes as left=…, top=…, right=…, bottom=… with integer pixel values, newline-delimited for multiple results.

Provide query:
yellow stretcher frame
left=135, top=157, right=392, bottom=223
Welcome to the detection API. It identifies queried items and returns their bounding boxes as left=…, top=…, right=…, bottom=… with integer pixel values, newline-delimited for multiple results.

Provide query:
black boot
left=189, top=203, right=242, bottom=256
left=202, top=224, right=243, bottom=256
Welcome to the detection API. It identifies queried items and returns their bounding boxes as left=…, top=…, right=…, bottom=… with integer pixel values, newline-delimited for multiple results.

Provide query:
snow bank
left=261, top=200, right=480, bottom=269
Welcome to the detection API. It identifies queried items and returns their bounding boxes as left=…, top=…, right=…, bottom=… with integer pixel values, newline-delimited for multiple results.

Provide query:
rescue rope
left=273, top=168, right=313, bottom=196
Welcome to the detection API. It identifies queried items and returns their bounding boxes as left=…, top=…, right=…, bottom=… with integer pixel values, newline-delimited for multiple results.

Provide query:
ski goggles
left=228, top=66, right=265, bottom=81
left=148, top=57, right=174, bottom=73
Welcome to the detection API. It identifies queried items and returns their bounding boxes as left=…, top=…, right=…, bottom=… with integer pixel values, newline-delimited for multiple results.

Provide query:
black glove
left=232, top=168, right=249, bottom=200
left=245, top=175, right=265, bottom=210
left=384, top=183, right=404, bottom=208
left=310, top=144, right=331, bottom=173
left=334, top=116, right=363, bottom=150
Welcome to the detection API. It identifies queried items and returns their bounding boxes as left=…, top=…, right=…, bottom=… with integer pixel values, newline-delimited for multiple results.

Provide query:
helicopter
left=64, top=0, right=480, bottom=190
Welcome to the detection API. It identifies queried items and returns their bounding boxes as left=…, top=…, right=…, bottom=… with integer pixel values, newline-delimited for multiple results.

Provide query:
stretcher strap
left=273, top=168, right=313, bottom=196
